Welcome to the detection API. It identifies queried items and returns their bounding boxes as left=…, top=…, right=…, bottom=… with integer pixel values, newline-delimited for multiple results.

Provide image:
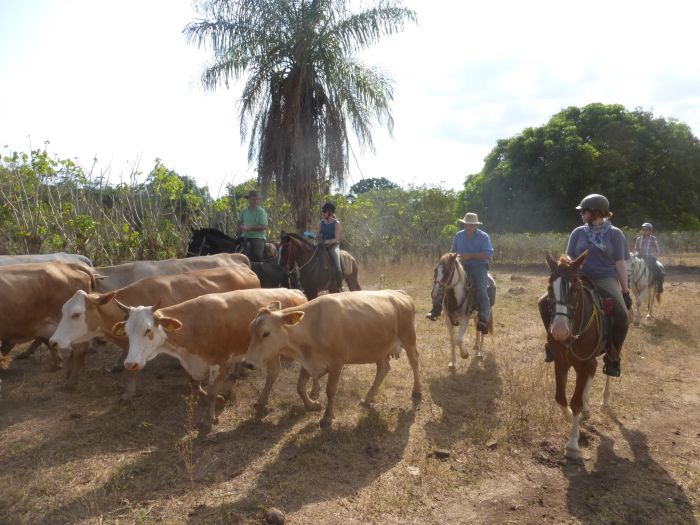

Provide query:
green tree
left=184, top=0, right=416, bottom=230
left=348, top=176, right=399, bottom=199
left=457, top=103, right=700, bottom=232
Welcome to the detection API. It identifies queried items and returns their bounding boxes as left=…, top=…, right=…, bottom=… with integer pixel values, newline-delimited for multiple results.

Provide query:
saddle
left=447, top=273, right=496, bottom=325
left=581, top=277, right=614, bottom=351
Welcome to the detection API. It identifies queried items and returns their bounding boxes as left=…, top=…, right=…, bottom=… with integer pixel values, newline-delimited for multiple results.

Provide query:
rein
left=434, top=258, right=469, bottom=313
left=549, top=274, right=604, bottom=361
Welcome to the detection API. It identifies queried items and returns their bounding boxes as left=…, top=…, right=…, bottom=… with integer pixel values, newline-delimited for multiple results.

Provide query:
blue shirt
left=566, top=225, right=629, bottom=279
left=451, top=229, right=494, bottom=267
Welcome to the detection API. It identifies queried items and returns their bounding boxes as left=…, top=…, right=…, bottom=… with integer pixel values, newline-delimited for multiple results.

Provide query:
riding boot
left=425, top=291, right=443, bottom=321
left=603, top=323, right=625, bottom=377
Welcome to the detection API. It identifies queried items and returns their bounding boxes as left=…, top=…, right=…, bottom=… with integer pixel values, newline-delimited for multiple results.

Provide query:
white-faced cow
left=50, top=265, right=260, bottom=398
left=243, top=290, right=422, bottom=428
left=112, top=288, right=308, bottom=431
left=0, top=261, right=95, bottom=368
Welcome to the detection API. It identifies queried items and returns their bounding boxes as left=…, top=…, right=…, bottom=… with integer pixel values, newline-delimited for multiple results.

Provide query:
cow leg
left=15, top=339, right=43, bottom=360
left=403, top=342, right=422, bottom=400
left=65, top=343, right=89, bottom=386
left=120, top=373, right=138, bottom=402
left=296, top=367, right=322, bottom=412
left=45, top=337, right=64, bottom=370
left=360, top=358, right=390, bottom=407
left=319, top=367, right=342, bottom=428
left=255, top=356, right=281, bottom=410
left=309, top=377, right=321, bottom=401
left=446, top=317, right=458, bottom=372
left=201, top=365, right=228, bottom=433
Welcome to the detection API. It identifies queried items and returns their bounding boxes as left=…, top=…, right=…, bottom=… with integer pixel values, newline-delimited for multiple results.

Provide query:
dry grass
left=1, top=260, right=699, bottom=524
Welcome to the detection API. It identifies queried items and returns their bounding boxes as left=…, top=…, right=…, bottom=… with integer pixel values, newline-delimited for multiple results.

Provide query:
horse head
left=187, top=228, right=209, bottom=257
left=431, top=252, right=466, bottom=301
left=278, top=232, right=314, bottom=269
left=545, top=251, right=587, bottom=342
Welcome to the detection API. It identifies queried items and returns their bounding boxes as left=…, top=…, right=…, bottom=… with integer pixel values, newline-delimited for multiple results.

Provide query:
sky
left=1, top=0, right=699, bottom=197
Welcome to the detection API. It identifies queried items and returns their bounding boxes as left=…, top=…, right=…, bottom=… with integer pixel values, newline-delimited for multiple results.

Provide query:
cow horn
left=114, top=299, right=130, bottom=314
left=151, top=297, right=163, bottom=312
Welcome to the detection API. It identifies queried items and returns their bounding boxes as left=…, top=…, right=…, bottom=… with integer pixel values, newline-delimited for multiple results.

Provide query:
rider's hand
left=622, top=291, right=633, bottom=310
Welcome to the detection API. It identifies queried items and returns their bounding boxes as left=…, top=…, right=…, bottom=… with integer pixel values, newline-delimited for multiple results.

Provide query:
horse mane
left=196, top=228, right=236, bottom=241
left=283, top=232, right=316, bottom=248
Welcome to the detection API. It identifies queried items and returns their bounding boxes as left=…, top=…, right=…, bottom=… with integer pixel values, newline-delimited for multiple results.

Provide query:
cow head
left=112, top=302, right=181, bottom=371
left=243, top=301, right=304, bottom=369
left=50, top=290, right=115, bottom=351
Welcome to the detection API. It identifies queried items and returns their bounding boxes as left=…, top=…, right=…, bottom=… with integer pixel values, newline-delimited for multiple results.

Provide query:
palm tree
left=184, top=0, right=416, bottom=230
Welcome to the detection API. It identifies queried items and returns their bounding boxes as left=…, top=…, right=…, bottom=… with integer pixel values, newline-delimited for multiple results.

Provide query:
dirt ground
left=1, top=263, right=698, bottom=524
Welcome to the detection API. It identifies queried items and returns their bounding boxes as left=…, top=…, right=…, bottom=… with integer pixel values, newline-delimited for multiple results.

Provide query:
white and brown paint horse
left=431, top=252, right=494, bottom=371
left=545, top=251, right=611, bottom=460
left=627, top=253, right=662, bottom=326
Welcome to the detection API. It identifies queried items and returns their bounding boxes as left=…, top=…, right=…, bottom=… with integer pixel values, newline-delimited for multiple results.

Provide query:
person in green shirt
left=238, top=190, right=268, bottom=262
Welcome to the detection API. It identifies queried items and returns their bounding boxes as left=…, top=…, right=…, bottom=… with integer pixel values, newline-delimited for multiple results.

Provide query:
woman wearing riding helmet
left=538, top=193, right=632, bottom=377
left=635, top=222, right=664, bottom=293
left=318, top=201, right=344, bottom=291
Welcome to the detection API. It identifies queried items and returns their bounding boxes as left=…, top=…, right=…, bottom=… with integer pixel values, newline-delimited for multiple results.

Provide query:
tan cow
left=242, top=290, right=422, bottom=428
left=0, top=261, right=95, bottom=368
left=50, top=266, right=260, bottom=398
left=94, top=253, right=250, bottom=292
left=112, top=288, right=308, bottom=430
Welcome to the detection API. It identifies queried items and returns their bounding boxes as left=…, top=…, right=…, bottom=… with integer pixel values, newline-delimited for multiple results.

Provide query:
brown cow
left=0, top=261, right=95, bottom=368
left=94, top=253, right=250, bottom=292
left=112, top=288, right=308, bottom=431
left=50, top=266, right=260, bottom=398
left=243, top=290, right=422, bottom=428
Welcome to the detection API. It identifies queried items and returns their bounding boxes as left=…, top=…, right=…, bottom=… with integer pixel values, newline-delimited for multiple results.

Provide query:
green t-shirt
left=239, top=206, right=268, bottom=239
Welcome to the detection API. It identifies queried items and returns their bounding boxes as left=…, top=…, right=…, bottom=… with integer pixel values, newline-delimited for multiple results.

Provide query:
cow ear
left=266, top=301, right=282, bottom=312
left=281, top=311, right=304, bottom=326
left=98, top=292, right=116, bottom=306
left=112, top=321, right=126, bottom=337
left=545, top=252, right=558, bottom=272
left=156, top=316, right=182, bottom=332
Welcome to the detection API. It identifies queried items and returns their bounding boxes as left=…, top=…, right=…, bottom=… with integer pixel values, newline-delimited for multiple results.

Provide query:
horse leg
left=635, top=287, right=648, bottom=326
left=566, top=364, right=592, bottom=460
left=601, top=375, right=612, bottom=408
left=646, top=287, right=654, bottom=320
left=456, top=318, right=469, bottom=360
left=446, top=317, right=458, bottom=372
left=554, top=361, right=571, bottom=422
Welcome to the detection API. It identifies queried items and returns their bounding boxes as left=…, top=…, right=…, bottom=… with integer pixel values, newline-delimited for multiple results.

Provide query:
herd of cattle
left=0, top=252, right=420, bottom=429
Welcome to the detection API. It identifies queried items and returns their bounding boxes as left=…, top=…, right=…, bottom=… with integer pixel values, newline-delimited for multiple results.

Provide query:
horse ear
left=570, top=250, right=588, bottom=271
left=545, top=252, right=558, bottom=272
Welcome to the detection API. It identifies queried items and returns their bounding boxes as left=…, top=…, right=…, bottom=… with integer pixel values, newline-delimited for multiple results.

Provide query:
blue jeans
left=430, top=262, right=490, bottom=323
left=466, top=263, right=490, bottom=324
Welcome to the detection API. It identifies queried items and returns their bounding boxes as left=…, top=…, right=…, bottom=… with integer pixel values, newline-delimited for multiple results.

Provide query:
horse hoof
left=645, top=315, right=652, bottom=320
left=319, top=417, right=333, bottom=429
left=581, top=410, right=591, bottom=421
left=565, top=447, right=581, bottom=460
left=477, top=352, right=484, bottom=360
left=412, top=390, right=422, bottom=400
left=459, top=350, right=469, bottom=359
left=633, top=321, right=640, bottom=327
left=359, top=399, right=373, bottom=408
left=448, top=363, right=457, bottom=373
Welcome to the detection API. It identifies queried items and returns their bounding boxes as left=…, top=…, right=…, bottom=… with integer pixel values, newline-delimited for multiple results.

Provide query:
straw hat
left=458, top=212, right=482, bottom=225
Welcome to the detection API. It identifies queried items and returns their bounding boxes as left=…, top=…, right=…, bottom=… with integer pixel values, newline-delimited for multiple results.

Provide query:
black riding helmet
left=576, top=193, right=609, bottom=213
left=322, top=201, right=336, bottom=214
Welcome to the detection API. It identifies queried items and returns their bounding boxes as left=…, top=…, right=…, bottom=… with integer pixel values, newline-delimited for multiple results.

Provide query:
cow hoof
left=412, top=390, right=422, bottom=401
left=319, top=418, right=333, bottom=429
left=119, top=394, right=135, bottom=404
left=448, top=363, right=456, bottom=373
left=459, top=349, right=469, bottom=359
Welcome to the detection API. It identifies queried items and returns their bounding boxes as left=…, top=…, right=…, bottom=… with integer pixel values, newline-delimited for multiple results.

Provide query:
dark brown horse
left=187, top=227, right=278, bottom=260
left=278, top=233, right=361, bottom=299
left=544, top=251, right=611, bottom=460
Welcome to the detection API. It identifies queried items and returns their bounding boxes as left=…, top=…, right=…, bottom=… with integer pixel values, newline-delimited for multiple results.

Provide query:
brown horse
left=544, top=251, right=612, bottom=459
left=430, top=252, right=494, bottom=371
left=278, top=233, right=361, bottom=299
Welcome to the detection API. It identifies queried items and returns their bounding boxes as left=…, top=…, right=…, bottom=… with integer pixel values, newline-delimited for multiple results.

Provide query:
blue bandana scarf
left=584, top=220, right=611, bottom=251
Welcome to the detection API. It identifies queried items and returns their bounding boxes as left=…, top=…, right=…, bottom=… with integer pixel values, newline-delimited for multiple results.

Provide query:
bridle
left=548, top=268, right=603, bottom=360
left=433, top=255, right=469, bottom=312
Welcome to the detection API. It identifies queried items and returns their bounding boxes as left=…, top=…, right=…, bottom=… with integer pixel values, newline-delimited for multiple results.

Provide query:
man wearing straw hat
left=425, top=212, right=494, bottom=334
left=238, top=189, right=268, bottom=262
